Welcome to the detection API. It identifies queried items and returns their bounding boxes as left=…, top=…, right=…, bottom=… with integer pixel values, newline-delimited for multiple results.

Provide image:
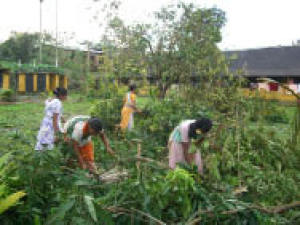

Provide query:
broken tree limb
left=130, top=208, right=167, bottom=225
left=106, top=201, right=300, bottom=225
left=250, top=201, right=300, bottom=214
left=188, top=200, right=300, bottom=223
left=118, top=155, right=168, bottom=169
left=104, top=206, right=166, bottom=225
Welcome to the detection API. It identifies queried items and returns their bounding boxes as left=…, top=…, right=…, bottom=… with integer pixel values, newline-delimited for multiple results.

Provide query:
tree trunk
left=158, top=83, right=169, bottom=98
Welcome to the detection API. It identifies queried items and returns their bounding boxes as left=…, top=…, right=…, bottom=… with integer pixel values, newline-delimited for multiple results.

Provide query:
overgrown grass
left=0, top=94, right=299, bottom=224
left=0, top=95, right=93, bottom=152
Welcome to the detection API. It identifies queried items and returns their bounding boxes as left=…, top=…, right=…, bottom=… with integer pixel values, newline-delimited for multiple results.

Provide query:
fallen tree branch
left=250, top=201, right=300, bottom=214
left=186, top=201, right=300, bottom=224
left=118, top=156, right=168, bottom=169
left=130, top=208, right=167, bottom=225
left=105, top=206, right=166, bottom=225
left=106, top=201, right=300, bottom=225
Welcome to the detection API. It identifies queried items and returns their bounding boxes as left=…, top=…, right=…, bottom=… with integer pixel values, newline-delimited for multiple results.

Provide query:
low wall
left=242, top=88, right=298, bottom=102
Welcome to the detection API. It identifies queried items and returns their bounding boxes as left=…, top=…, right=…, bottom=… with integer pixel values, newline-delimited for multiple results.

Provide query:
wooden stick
left=188, top=200, right=300, bottom=223
left=105, top=206, right=166, bottom=225
left=118, top=156, right=168, bottom=168
left=250, top=201, right=300, bottom=214
left=106, top=201, right=300, bottom=225
left=136, top=143, right=141, bottom=172
left=130, top=208, right=166, bottom=225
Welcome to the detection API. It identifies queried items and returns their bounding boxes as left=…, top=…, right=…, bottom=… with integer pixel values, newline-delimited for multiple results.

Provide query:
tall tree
left=0, top=32, right=55, bottom=64
left=106, top=1, right=227, bottom=97
left=0, top=32, right=40, bottom=63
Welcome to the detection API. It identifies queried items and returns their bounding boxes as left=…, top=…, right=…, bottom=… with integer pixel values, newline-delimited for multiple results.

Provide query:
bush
left=0, top=89, right=15, bottom=102
left=90, top=82, right=125, bottom=130
left=249, top=99, right=289, bottom=123
left=264, top=105, right=289, bottom=123
left=137, top=96, right=213, bottom=145
left=90, top=97, right=123, bottom=130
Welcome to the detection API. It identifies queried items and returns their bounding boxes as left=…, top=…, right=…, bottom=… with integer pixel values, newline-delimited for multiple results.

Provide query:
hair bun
left=53, top=88, right=59, bottom=95
left=53, top=87, right=67, bottom=97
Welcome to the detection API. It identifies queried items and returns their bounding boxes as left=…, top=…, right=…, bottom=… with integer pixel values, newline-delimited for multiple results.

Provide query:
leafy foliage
left=0, top=153, right=26, bottom=216
left=105, top=1, right=227, bottom=97
left=0, top=93, right=299, bottom=224
left=0, top=89, right=14, bottom=102
left=90, top=82, right=125, bottom=130
left=0, top=1, right=299, bottom=224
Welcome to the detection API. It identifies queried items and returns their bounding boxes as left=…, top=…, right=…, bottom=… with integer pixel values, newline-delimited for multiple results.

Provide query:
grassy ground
left=0, top=95, right=296, bottom=151
left=0, top=94, right=151, bottom=152
left=0, top=95, right=93, bottom=152
left=0, top=95, right=299, bottom=224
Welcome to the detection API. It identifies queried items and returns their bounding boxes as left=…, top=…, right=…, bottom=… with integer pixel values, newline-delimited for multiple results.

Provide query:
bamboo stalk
left=136, top=143, right=141, bottom=173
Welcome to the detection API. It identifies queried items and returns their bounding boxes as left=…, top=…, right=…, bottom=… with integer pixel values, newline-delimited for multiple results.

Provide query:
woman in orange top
left=120, top=84, right=141, bottom=131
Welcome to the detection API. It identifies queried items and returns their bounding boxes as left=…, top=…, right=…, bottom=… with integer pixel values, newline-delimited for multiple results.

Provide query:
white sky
left=1, top=0, right=300, bottom=50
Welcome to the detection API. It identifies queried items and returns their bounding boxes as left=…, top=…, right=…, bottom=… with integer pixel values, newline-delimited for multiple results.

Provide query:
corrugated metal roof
left=225, top=46, right=300, bottom=77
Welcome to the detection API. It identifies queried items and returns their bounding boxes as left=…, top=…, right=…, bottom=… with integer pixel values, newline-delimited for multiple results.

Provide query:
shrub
left=90, top=82, right=125, bottom=130
left=0, top=89, right=15, bottom=102
left=137, top=96, right=213, bottom=145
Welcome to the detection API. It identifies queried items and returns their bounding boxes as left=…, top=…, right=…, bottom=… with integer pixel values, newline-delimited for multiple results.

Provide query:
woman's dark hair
left=188, top=118, right=213, bottom=138
left=129, top=84, right=137, bottom=91
left=88, top=117, right=103, bottom=133
left=53, top=87, right=68, bottom=97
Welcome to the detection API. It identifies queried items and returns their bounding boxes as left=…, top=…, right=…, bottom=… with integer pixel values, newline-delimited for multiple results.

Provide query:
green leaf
left=46, top=199, right=75, bottom=225
left=0, top=153, right=11, bottom=169
left=0, top=184, right=7, bottom=198
left=84, top=195, right=98, bottom=222
left=0, top=191, right=26, bottom=214
left=34, top=214, right=42, bottom=225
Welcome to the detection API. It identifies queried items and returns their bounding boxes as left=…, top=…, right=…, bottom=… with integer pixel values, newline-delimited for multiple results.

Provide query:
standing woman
left=168, top=118, right=212, bottom=174
left=119, top=84, right=141, bottom=131
left=35, top=87, right=68, bottom=151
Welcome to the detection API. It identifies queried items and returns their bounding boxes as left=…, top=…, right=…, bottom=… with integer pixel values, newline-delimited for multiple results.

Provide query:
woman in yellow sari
left=120, top=84, right=141, bottom=131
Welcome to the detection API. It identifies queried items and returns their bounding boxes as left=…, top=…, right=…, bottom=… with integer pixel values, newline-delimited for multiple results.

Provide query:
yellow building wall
left=18, top=74, right=26, bottom=92
left=33, top=74, right=38, bottom=92
left=50, top=74, right=56, bottom=90
left=242, top=88, right=297, bottom=102
left=55, top=75, right=60, bottom=88
left=46, top=74, right=50, bottom=91
left=3, top=73, right=10, bottom=89
left=63, top=76, right=68, bottom=89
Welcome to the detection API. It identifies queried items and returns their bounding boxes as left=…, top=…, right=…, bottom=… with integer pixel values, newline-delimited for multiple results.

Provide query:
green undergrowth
left=0, top=93, right=299, bottom=224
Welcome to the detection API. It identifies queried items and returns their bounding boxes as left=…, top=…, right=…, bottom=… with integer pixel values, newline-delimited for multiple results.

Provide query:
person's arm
left=130, top=100, right=142, bottom=113
left=72, top=140, right=86, bottom=169
left=63, top=133, right=70, bottom=142
left=99, top=132, right=115, bottom=156
left=53, top=113, right=60, bottom=142
left=53, top=100, right=63, bottom=137
left=128, top=94, right=142, bottom=113
left=193, top=137, right=205, bottom=146
left=61, top=116, right=66, bottom=123
left=181, top=142, right=191, bottom=162
left=53, top=113, right=59, bottom=133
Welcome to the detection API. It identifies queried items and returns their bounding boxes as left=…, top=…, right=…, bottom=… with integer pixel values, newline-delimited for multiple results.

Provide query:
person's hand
left=54, top=135, right=61, bottom=143
left=64, top=136, right=70, bottom=142
left=79, top=160, right=87, bottom=169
